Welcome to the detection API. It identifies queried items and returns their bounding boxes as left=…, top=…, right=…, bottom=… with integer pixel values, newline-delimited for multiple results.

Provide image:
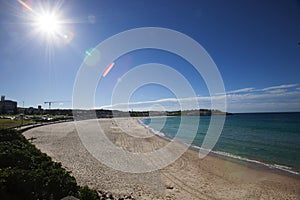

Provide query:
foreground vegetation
left=0, top=129, right=99, bottom=200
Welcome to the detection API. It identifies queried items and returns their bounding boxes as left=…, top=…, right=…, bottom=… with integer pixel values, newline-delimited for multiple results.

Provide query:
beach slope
left=23, top=118, right=300, bottom=199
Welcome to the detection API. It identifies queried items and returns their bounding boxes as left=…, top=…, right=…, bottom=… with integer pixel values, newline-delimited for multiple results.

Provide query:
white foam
left=190, top=145, right=299, bottom=175
left=211, top=150, right=299, bottom=175
left=138, top=119, right=166, bottom=137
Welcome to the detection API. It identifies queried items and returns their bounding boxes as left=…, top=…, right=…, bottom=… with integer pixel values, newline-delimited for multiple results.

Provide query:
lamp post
left=21, top=101, right=24, bottom=127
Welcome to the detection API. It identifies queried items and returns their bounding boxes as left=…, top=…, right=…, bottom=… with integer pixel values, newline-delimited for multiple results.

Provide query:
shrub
left=0, top=129, right=99, bottom=200
left=78, top=186, right=99, bottom=200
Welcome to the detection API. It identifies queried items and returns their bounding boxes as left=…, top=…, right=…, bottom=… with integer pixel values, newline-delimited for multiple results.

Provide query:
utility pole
left=21, top=101, right=24, bottom=126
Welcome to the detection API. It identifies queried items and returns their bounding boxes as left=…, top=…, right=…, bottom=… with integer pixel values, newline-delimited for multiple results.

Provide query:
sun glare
left=36, top=13, right=59, bottom=34
left=18, top=0, right=74, bottom=45
left=35, top=12, right=61, bottom=36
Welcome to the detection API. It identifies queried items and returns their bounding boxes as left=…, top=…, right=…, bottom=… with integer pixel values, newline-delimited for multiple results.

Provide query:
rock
left=165, top=185, right=174, bottom=189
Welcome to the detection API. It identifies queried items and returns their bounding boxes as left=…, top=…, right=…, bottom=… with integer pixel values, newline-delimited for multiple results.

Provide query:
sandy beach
left=23, top=118, right=300, bottom=199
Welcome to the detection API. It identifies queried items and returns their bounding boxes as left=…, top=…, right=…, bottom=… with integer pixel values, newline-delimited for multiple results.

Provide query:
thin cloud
left=261, top=84, right=298, bottom=91
left=225, top=87, right=255, bottom=94
left=226, top=90, right=300, bottom=101
left=224, top=84, right=298, bottom=94
left=267, top=89, right=286, bottom=94
left=101, top=95, right=226, bottom=111
left=100, top=84, right=300, bottom=112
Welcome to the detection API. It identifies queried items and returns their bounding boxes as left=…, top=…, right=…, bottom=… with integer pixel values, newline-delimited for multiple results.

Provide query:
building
left=0, top=96, right=17, bottom=114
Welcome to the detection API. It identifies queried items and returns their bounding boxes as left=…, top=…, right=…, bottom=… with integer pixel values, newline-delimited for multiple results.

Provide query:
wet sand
left=23, top=118, right=300, bottom=199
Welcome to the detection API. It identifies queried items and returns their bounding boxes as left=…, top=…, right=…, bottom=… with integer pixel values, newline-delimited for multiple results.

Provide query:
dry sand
left=23, top=118, right=300, bottom=199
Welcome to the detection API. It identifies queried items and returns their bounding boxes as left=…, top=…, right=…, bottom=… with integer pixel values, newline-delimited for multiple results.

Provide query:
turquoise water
left=141, top=113, right=300, bottom=174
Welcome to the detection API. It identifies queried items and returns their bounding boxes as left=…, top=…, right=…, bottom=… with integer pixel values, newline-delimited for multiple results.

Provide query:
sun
left=36, top=13, right=59, bottom=34
left=17, top=0, right=74, bottom=44
left=35, top=12, right=61, bottom=36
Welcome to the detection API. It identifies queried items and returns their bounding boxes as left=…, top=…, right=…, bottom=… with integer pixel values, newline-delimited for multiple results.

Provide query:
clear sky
left=0, top=0, right=300, bottom=113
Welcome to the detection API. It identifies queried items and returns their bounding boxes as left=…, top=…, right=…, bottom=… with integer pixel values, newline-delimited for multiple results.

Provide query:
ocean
left=141, top=112, right=300, bottom=175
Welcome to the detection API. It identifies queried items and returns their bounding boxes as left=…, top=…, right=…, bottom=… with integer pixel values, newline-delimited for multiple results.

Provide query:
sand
left=23, top=118, right=300, bottom=199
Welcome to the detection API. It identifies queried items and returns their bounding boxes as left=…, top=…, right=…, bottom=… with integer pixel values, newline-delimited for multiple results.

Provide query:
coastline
left=139, top=117, right=300, bottom=177
left=24, top=118, right=300, bottom=199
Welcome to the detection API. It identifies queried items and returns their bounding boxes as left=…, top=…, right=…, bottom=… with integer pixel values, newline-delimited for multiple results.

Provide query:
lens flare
left=18, top=0, right=33, bottom=12
left=62, top=31, right=74, bottom=44
left=103, top=62, right=115, bottom=77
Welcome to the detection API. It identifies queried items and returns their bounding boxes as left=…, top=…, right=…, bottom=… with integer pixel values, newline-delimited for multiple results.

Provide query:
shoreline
left=138, top=117, right=300, bottom=177
left=23, top=118, right=300, bottom=199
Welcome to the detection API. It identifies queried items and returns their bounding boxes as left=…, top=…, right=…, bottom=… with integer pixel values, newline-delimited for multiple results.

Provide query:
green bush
left=0, top=129, right=99, bottom=200
left=78, top=186, right=99, bottom=200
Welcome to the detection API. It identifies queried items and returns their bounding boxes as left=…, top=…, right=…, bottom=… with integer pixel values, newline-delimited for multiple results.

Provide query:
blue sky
left=0, top=0, right=300, bottom=113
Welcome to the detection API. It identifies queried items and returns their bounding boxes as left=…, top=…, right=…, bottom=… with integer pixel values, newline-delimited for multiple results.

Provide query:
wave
left=191, top=145, right=299, bottom=175
left=138, top=119, right=166, bottom=137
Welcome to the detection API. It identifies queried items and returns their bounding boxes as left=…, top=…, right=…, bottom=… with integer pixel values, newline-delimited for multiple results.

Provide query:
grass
left=0, top=129, right=99, bottom=200
left=0, top=113, right=73, bottom=130
left=0, top=119, right=35, bottom=129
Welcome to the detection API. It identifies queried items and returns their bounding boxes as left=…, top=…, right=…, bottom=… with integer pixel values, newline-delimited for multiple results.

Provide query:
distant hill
left=38, top=108, right=232, bottom=120
left=165, top=109, right=232, bottom=116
